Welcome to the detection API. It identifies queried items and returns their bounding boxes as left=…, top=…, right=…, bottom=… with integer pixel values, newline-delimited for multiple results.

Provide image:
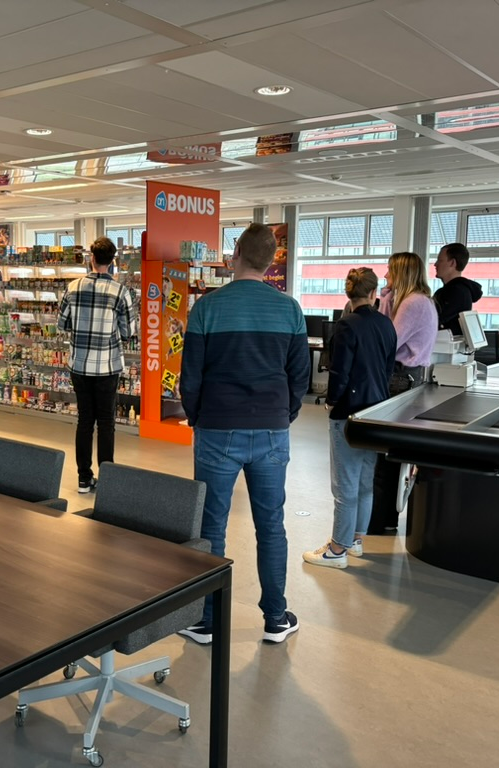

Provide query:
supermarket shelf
left=0, top=402, right=139, bottom=434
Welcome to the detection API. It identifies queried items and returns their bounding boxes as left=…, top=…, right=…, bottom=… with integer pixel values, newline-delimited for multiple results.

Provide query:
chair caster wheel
left=63, top=663, right=77, bottom=679
left=153, top=668, right=170, bottom=684
left=179, top=717, right=190, bottom=734
left=15, top=706, right=28, bottom=727
left=83, top=746, right=104, bottom=767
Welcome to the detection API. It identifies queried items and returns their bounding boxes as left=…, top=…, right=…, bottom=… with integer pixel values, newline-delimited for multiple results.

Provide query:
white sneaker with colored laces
left=347, top=538, right=363, bottom=557
left=302, top=541, right=347, bottom=569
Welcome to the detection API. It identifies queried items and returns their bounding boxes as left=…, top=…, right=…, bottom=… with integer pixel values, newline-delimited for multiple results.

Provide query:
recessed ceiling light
left=24, top=128, right=53, bottom=136
left=254, top=85, right=293, bottom=96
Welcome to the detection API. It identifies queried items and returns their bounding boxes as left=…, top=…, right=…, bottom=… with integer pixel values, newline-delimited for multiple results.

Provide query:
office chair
left=314, top=320, right=336, bottom=405
left=0, top=436, right=67, bottom=510
left=16, top=462, right=208, bottom=768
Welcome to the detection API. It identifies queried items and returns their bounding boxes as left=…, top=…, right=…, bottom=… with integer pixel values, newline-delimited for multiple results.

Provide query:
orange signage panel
left=146, top=181, right=220, bottom=262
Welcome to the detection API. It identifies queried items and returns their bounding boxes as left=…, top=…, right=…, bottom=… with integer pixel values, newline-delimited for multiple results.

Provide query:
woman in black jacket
left=302, top=268, right=397, bottom=570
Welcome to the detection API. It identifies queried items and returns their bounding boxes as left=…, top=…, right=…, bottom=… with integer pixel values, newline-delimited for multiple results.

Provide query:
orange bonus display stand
left=140, top=181, right=220, bottom=444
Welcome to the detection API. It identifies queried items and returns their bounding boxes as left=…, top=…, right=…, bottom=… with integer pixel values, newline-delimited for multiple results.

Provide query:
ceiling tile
left=227, top=33, right=428, bottom=105
left=301, top=13, right=492, bottom=97
left=0, top=0, right=84, bottom=35
left=163, top=50, right=361, bottom=116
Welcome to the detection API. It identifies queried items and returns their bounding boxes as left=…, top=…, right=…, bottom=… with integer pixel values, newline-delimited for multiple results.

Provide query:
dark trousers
left=71, top=373, right=119, bottom=483
left=368, top=363, right=424, bottom=534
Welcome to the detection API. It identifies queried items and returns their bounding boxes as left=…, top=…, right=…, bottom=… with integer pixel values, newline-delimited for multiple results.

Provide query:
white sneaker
left=347, top=538, right=363, bottom=557
left=302, top=541, right=347, bottom=569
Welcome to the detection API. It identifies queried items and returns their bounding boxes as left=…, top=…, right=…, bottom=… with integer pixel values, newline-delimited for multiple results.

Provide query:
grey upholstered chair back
left=91, top=462, right=208, bottom=655
left=92, top=462, right=206, bottom=543
left=0, top=437, right=65, bottom=504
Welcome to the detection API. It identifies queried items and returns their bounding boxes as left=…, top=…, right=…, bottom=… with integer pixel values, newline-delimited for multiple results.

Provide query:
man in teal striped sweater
left=180, top=223, right=310, bottom=644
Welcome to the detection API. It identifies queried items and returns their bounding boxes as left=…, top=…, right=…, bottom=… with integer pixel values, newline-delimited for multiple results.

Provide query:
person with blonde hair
left=302, top=267, right=396, bottom=569
left=368, top=251, right=438, bottom=534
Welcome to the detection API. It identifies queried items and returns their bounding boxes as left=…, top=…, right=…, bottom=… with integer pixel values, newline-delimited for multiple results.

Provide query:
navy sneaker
left=78, top=477, right=97, bottom=494
left=178, top=621, right=213, bottom=645
left=263, top=611, right=299, bottom=643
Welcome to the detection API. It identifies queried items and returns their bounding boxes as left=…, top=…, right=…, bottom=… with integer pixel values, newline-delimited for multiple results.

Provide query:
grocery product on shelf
left=0, top=246, right=142, bottom=429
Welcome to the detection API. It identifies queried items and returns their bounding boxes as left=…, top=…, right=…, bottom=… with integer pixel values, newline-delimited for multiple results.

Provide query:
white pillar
left=83, top=218, right=97, bottom=248
left=413, top=196, right=432, bottom=265
left=392, top=196, right=414, bottom=253
left=267, top=204, right=283, bottom=224
left=253, top=206, right=267, bottom=223
left=11, top=222, right=27, bottom=248
left=283, top=205, right=298, bottom=297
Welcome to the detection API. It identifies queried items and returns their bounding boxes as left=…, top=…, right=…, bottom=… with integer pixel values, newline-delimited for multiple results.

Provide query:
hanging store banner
left=147, top=143, right=221, bottom=164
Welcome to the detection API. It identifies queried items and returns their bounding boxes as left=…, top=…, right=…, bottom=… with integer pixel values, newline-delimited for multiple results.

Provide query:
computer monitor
left=458, top=311, right=488, bottom=352
left=304, top=314, right=327, bottom=338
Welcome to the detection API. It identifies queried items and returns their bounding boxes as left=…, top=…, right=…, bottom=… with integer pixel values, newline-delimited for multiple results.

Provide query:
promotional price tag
left=166, top=290, right=182, bottom=312
left=162, top=369, right=177, bottom=392
left=169, top=332, right=184, bottom=355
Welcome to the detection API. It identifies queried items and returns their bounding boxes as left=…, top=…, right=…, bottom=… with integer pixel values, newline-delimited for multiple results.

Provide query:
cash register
left=431, top=310, right=488, bottom=387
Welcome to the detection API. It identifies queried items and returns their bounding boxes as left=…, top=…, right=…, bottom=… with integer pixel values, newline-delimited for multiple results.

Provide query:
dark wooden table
left=0, top=495, right=232, bottom=767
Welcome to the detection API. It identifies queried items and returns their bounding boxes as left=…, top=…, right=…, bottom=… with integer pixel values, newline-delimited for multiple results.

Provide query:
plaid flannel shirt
left=57, top=272, right=136, bottom=376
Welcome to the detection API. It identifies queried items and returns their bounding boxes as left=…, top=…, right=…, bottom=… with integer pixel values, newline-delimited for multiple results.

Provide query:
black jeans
left=71, top=373, right=119, bottom=483
left=368, top=364, right=424, bottom=534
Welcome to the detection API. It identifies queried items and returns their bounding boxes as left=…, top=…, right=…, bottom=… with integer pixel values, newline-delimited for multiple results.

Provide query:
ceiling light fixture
left=74, top=209, right=129, bottom=216
left=15, top=183, right=89, bottom=193
left=254, top=85, right=293, bottom=96
left=8, top=214, right=53, bottom=221
left=24, top=128, right=53, bottom=136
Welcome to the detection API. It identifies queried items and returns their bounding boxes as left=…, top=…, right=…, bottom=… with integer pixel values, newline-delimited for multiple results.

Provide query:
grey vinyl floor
left=0, top=403, right=497, bottom=768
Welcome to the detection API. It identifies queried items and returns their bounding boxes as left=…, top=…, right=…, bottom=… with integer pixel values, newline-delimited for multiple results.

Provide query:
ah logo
left=155, top=191, right=166, bottom=211
left=147, top=282, right=161, bottom=300
left=158, top=149, right=167, bottom=156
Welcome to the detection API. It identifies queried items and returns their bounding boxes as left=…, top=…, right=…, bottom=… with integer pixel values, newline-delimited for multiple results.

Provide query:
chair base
left=17, top=650, right=190, bottom=766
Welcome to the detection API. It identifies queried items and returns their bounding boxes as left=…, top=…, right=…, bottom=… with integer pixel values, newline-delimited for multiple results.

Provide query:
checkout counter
left=346, top=311, right=499, bottom=582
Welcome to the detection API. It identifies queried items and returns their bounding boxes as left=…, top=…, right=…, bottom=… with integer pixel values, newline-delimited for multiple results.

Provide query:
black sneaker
left=263, top=611, right=299, bottom=643
left=178, top=621, right=213, bottom=645
left=78, top=478, right=97, bottom=494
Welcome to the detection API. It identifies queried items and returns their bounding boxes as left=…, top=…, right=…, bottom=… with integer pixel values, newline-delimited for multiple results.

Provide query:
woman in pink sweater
left=368, top=252, right=438, bottom=534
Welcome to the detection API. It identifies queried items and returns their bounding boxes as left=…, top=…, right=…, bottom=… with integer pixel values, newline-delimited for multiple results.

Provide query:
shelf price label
left=169, top=332, right=183, bottom=355
left=166, top=290, right=182, bottom=312
left=162, top=368, right=177, bottom=393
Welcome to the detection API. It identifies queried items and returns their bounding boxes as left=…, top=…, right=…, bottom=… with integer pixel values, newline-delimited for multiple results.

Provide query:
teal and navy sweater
left=180, top=280, right=310, bottom=429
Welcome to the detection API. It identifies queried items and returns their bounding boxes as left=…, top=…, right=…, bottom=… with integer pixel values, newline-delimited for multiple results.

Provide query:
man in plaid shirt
left=58, top=237, right=136, bottom=493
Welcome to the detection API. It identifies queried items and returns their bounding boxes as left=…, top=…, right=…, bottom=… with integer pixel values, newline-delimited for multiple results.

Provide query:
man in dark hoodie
left=433, top=242, right=483, bottom=336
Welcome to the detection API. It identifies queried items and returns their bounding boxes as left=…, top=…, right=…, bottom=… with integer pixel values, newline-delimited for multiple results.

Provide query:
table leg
left=210, top=569, right=232, bottom=768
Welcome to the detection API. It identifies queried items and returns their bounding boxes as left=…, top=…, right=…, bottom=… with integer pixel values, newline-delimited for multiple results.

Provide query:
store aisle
left=0, top=405, right=498, bottom=768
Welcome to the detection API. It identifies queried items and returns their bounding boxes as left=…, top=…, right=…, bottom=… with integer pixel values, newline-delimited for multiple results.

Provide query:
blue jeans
left=194, top=428, right=290, bottom=624
left=329, top=419, right=376, bottom=548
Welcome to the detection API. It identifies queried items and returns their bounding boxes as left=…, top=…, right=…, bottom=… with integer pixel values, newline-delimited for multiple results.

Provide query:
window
left=107, top=228, right=129, bottom=245
left=106, top=227, right=144, bottom=248
left=369, top=215, right=394, bottom=255
left=464, top=211, right=499, bottom=329
left=296, top=214, right=392, bottom=314
left=35, top=232, right=55, bottom=247
left=35, top=230, right=74, bottom=247
left=430, top=211, right=459, bottom=254
left=132, top=228, right=143, bottom=248
left=222, top=226, right=246, bottom=256
left=467, top=214, right=499, bottom=248
left=328, top=217, right=366, bottom=257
